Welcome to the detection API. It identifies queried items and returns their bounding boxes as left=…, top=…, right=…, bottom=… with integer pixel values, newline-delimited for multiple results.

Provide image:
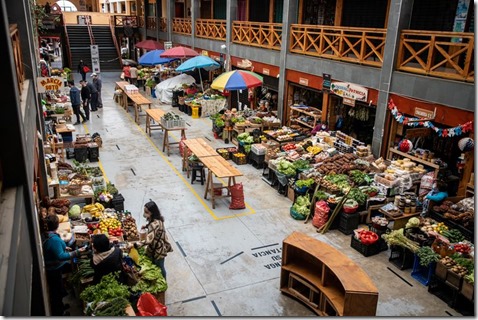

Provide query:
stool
left=190, top=164, right=205, bottom=185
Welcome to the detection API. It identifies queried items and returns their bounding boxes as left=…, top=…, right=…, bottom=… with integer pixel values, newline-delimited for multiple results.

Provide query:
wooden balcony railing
left=138, top=16, right=144, bottom=28
left=9, top=24, right=24, bottom=95
left=290, top=25, right=386, bottom=67
left=232, top=21, right=282, bottom=50
left=146, top=16, right=156, bottom=30
left=159, top=17, right=167, bottom=32
left=196, top=19, right=226, bottom=40
left=397, top=30, right=474, bottom=82
left=172, top=18, right=191, bottom=35
left=114, top=15, right=140, bottom=27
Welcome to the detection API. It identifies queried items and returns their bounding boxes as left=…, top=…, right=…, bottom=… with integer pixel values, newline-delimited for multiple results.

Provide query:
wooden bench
left=200, top=155, right=243, bottom=209
left=145, top=109, right=187, bottom=156
left=182, top=138, right=218, bottom=171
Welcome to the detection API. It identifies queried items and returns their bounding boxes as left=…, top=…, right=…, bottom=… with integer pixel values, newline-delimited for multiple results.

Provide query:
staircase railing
left=85, top=15, right=95, bottom=45
left=61, top=14, right=73, bottom=68
left=110, top=16, right=123, bottom=66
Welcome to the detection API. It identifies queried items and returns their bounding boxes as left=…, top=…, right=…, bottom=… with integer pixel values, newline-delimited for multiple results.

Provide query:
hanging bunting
left=388, top=99, right=473, bottom=138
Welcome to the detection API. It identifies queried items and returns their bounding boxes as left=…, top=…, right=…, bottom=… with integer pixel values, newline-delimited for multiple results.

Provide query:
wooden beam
left=245, top=0, right=249, bottom=21
left=384, top=0, right=390, bottom=28
left=298, top=0, right=303, bottom=24
left=321, top=91, right=329, bottom=123
left=269, top=0, right=274, bottom=22
left=334, top=0, right=343, bottom=26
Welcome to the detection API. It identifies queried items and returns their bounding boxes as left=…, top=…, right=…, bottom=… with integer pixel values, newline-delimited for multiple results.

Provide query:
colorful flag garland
left=388, top=99, right=473, bottom=138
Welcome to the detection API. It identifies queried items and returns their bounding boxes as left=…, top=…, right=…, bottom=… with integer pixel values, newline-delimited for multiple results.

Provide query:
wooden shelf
left=290, top=106, right=322, bottom=118
left=290, top=118, right=314, bottom=128
left=289, top=106, right=321, bottom=130
left=388, top=147, right=440, bottom=178
left=280, top=232, right=378, bottom=316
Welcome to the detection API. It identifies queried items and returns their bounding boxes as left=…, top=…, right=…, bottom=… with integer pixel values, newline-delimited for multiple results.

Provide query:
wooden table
left=114, top=81, right=129, bottom=108
left=144, top=109, right=187, bottom=156
left=182, top=138, right=218, bottom=171
left=379, top=208, right=420, bottom=230
left=126, top=92, right=153, bottom=124
left=201, top=155, right=243, bottom=209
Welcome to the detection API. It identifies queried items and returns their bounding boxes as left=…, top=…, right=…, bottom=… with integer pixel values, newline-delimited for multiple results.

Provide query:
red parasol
left=135, top=40, right=164, bottom=51
left=159, top=46, right=199, bottom=58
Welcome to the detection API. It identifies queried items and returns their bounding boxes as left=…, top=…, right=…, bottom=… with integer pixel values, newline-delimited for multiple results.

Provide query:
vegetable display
left=347, top=188, right=367, bottom=206
left=382, top=229, right=420, bottom=253
left=441, top=229, right=465, bottom=243
left=292, top=159, right=311, bottom=171
left=90, top=297, right=130, bottom=316
left=292, top=196, right=311, bottom=217
left=295, top=178, right=314, bottom=188
left=132, top=254, right=168, bottom=294
left=416, top=246, right=440, bottom=266
left=276, top=159, right=297, bottom=176
left=80, top=272, right=130, bottom=304
left=349, top=170, right=371, bottom=185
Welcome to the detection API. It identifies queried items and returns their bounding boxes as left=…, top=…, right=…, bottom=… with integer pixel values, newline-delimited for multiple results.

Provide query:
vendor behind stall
left=422, top=179, right=449, bottom=216
left=90, top=233, right=125, bottom=285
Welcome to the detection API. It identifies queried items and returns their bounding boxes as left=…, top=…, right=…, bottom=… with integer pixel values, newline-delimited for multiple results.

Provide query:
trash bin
left=192, top=106, right=200, bottom=119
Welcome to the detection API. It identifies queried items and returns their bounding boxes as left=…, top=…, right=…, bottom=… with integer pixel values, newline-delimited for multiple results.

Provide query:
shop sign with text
left=37, top=77, right=64, bottom=93
left=299, top=77, right=309, bottom=86
left=331, top=81, right=368, bottom=101
left=414, top=107, right=435, bottom=119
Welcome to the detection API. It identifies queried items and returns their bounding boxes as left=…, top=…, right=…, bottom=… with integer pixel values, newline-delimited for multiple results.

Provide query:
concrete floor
left=64, top=72, right=465, bottom=317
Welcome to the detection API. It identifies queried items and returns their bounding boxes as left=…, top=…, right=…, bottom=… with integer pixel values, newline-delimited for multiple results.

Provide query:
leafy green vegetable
left=464, top=270, right=474, bottom=284
left=417, top=246, right=440, bottom=267
left=314, top=191, right=330, bottom=201
left=349, top=170, right=371, bottom=185
left=295, top=178, right=314, bottom=188
left=132, top=253, right=168, bottom=294
left=292, top=195, right=311, bottom=216
left=92, top=297, right=129, bottom=316
left=292, top=160, right=310, bottom=170
left=451, top=253, right=474, bottom=273
left=277, top=159, right=296, bottom=176
left=347, top=187, right=367, bottom=206
left=80, top=272, right=130, bottom=304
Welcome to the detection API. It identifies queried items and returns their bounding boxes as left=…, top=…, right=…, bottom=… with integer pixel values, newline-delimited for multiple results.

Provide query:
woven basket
left=68, top=184, right=82, bottom=196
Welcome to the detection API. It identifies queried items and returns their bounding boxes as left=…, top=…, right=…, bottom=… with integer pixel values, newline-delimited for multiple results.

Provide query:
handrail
left=146, top=16, right=157, bottom=30
left=61, top=14, right=73, bottom=68
left=289, top=24, right=386, bottom=67
left=85, top=15, right=95, bottom=45
left=9, top=24, right=24, bottom=95
left=110, top=16, right=122, bottom=66
left=397, top=29, right=474, bottom=82
left=113, top=15, right=140, bottom=27
left=232, top=21, right=282, bottom=50
left=159, top=17, right=167, bottom=32
left=196, top=19, right=226, bottom=40
left=172, top=18, right=192, bottom=35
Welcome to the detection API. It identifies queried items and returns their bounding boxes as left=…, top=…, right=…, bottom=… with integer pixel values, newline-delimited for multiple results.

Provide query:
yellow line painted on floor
left=122, top=108, right=255, bottom=220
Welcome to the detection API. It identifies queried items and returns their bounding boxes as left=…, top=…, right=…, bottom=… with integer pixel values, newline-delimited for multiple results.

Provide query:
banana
left=95, top=203, right=105, bottom=211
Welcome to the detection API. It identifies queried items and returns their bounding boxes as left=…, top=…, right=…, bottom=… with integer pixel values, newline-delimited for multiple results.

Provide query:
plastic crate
left=339, top=212, right=360, bottom=235
left=112, top=193, right=125, bottom=212
left=74, top=146, right=88, bottom=162
left=232, top=153, right=247, bottom=165
left=249, top=152, right=265, bottom=169
left=389, top=245, right=415, bottom=270
left=411, top=254, right=436, bottom=286
left=251, top=143, right=267, bottom=155
left=350, top=235, right=383, bottom=257
left=161, top=117, right=186, bottom=129
left=216, top=148, right=230, bottom=160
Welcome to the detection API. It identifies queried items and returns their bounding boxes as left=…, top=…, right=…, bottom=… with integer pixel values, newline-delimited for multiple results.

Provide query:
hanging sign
left=164, top=41, right=172, bottom=50
left=37, top=77, right=64, bottom=93
left=262, top=68, right=270, bottom=75
left=201, top=50, right=209, bottom=56
left=322, top=73, right=331, bottom=91
left=299, top=77, right=309, bottom=86
left=331, top=81, right=368, bottom=101
left=414, top=107, right=435, bottom=119
left=343, top=97, right=355, bottom=107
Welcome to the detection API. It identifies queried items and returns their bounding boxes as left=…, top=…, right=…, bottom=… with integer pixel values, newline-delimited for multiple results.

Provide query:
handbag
left=83, top=65, right=91, bottom=73
left=122, top=256, right=139, bottom=286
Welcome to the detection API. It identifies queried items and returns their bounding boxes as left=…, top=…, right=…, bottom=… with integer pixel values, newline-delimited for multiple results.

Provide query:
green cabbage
left=69, top=205, right=81, bottom=219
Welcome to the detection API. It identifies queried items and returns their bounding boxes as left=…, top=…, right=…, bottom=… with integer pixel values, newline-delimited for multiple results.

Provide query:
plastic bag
left=137, top=293, right=167, bottom=316
left=229, top=183, right=245, bottom=210
left=179, top=137, right=187, bottom=157
left=312, top=200, right=330, bottom=229
left=290, top=206, right=306, bottom=220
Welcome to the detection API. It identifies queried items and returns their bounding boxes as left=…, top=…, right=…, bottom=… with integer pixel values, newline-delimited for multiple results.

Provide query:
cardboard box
left=287, top=186, right=295, bottom=202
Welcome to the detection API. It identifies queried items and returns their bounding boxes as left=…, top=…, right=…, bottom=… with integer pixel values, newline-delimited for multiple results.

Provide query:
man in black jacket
left=85, top=80, right=99, bottom=111
left=80, top=80, right=91, bottom=120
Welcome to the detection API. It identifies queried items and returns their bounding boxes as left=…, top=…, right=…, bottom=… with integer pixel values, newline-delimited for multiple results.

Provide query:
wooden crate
left=434, top=261, right=448, bottom=280
left=446, top=269, right=463, bottom=290
left=460, top=279, right=474, bottom=301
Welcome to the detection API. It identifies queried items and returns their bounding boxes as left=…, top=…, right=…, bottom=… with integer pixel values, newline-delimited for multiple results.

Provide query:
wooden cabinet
left=288, top=106, right=322, bottom=129
left=280, top=232, right=379, bottom=316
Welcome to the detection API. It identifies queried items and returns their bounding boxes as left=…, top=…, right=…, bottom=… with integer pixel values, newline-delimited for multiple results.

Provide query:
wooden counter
left=280, top=232, right=379, bottom=316
left=144, top=109, right=187, bottom=156
left=182, top=138, right=218, bottom=171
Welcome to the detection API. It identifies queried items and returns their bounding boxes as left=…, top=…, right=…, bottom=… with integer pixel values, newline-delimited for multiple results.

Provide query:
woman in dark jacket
left=90, top=234, right=125, bottom=284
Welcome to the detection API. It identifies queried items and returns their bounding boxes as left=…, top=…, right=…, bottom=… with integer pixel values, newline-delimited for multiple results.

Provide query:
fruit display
left=82, top=203, right=105, bottom=219
left=99, top=217, right=123, bottom=237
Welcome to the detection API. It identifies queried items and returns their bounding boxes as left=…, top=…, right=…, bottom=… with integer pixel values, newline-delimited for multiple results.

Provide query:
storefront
left=384, top=95, right=474, bottom=197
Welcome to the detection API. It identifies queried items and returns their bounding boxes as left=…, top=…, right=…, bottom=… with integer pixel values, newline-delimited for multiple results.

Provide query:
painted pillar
left=167, top=0, right=174, bottom=41
left=372, top=0, right=414, bottom=157
left=109, top=2, right=114, bottom=13
left=116, top=1, right=122, bottom=14
left=225, top=0, right=237, bottom=72
left=143, top=0, right=149, bottom=38
left=277, top=0, right=298, bottom=121
left=191, top=0, right=199, bottom=48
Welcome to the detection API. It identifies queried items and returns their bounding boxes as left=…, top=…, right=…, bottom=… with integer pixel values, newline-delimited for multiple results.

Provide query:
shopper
left=91, top=73, right=103, bottom=108
left=90, top=234, right=125, bottom=285
left=42, top=214, right=86, bottom=316
left=123, top=64, right=131, bottom=83
left=422, top=180, right=449, bottom=216
left=129, top=65, right=138, bottom=86
left=78, top=59, right=88, bottom=81
left=80, top=80, right=91, bottom=120
left=135, top=201, right=173, bottom=279
left=67, top=80, right=87, bottom=124
left=86, top=80, right=99, bottom=111
left=53, top=39, right=60, bottom=56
